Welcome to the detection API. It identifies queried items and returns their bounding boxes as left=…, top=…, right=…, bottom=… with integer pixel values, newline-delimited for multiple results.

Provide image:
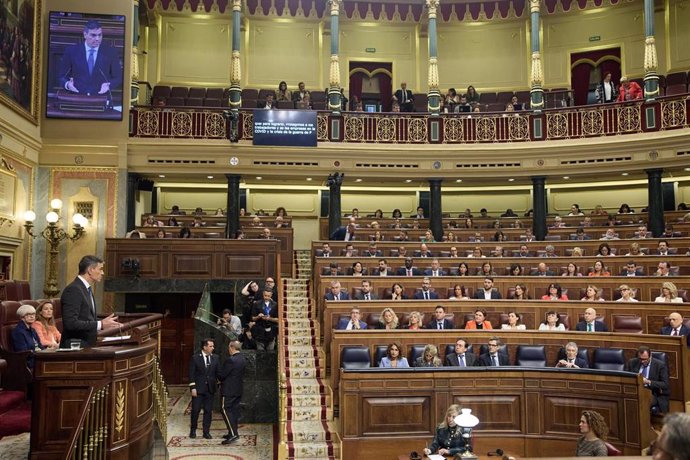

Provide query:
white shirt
left=483, top=289, right=492, bottom=299
left=604, top=81, right=613, bottom=100
left=616, top=297, right=638, bottom=302
left=655, top=296, right=683, bottom=303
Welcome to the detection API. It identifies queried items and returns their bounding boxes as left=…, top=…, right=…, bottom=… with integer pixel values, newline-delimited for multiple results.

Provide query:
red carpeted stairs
left=0, top=389, right=31, bottom=439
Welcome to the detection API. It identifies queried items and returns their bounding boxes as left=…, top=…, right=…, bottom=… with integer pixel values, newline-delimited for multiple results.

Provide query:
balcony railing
left=129, top=94, right=689, bottom=144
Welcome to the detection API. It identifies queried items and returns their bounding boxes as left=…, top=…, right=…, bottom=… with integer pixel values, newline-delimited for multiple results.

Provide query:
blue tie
left=88, top=49, right=95, bottom=75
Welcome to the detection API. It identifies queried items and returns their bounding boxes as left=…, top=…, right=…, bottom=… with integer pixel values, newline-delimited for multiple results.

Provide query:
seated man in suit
left=376, top=259, right=391, bottom=276
left=365, top=242, right=382, bottom=257
left=625, top=345, right=669, bottom=414
left=413, top=277, right=439, bottom=300
left=354, top=279, right=378, bottom=301
left=532, top=262, right=555, bottom=276
left=660, top=312, right=690, bottom=347
left=259, top=93, right=275, bottom=109
left=555, top=341, right=588, bottom=369
left=517, top=244, right=532, bottom=257
left=424, top=259, right=447, bottom=277
left=575, top=307, right=608, bottom=332
left=396, top=257, right=421, bottom=276
left=622, top=261, right=642, bottom=277
left=473, top=277, right=502, bottom=299
left=417, top=243, right=433, bottom=258
left=336, top=308, right=368, bottom=330
left=426, top=305, right=454, bottom=330
left=476, top=337, right=510, bottom=366
left=324, top=281, right=350, bottom=301
left=444, top=338, right=476, bottom=367
left=571, top=227, right=591, bottom=241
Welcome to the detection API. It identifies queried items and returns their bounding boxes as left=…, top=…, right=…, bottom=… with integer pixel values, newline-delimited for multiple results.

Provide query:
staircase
left=281, top=250, right=339, bottom=459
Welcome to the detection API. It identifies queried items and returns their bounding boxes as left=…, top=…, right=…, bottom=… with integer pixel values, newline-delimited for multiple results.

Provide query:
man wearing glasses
left=477, top=337, right=509, bottom=366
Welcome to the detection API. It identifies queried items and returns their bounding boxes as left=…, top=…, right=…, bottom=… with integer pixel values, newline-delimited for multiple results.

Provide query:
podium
left=30, top=314, right=164, bottom=460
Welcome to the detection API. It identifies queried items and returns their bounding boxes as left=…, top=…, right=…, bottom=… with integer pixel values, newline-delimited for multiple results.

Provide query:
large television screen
left=253, top=110, right=317, bottom=147
left=46, top=12, right=126, bottom=120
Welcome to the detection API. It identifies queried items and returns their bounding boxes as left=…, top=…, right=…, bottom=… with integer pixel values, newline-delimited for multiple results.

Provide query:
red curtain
left=571, top=63, right=592, bottom=106
left=349, top=61, right=392, bottom=111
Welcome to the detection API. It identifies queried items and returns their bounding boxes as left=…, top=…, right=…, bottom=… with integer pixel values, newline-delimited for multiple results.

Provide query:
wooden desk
left=340, top=368, right=653, bottom=459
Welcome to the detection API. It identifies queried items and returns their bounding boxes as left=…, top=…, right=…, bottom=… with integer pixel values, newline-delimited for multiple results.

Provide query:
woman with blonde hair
left=423, top=404, right=465, bottom=457
left=32, top=300, right=61, bottom=349
left=414, top=344, right=442, bottom=367
left=376, top=307, right=399, bottom=329
left=407, top=311, right=423, bottom=330
left=655, top=282, right=683, bottom=303
left=576, top=410, right=609, bottom=456
left=571, top=247, right=584, bottom=257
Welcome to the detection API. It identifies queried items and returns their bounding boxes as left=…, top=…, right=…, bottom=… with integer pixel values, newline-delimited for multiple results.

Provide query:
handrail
left=129, top=93, right=690, bottom=143
left=64, top=381, right=109, bottom=460
left=277, top=258, right=288, bottom=460
left=152, top=355, right=169, bottom=442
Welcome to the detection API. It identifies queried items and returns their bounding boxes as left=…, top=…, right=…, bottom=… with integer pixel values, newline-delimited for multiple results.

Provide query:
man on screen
left=58, top=20, right=123, bottom=97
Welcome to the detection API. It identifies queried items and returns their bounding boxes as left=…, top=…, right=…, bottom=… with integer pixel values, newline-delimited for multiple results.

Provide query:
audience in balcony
left=617, top=76, right=643, bottom=101
left=595, top=72, right=618, bottom=103
left=539, top=311, right=565, bottom=331
left=260, top=93, right=275, bottom=109
left=443, top=88, right=460, bottom=113
left=466, top=85, right=480, bottom=105
left=618, top=203, right=634, bottom=213
left=655, top=282, right=683, bottom=303
left=292, top=82, right=310, bottom=103
left=32, top=300, right=61, bottom=349
left=275, top=81, right=291, bottom=102
left=170, top=205, right=185, bottom=215
left=217, top=308, right=242, bottom=336
left=568, top=204, right=585, bottom=216
left=591, top=204, right=608, bottom=215
left=144, top=215, right=162, bottom=227
left=380, top=342, right=409, bottom=368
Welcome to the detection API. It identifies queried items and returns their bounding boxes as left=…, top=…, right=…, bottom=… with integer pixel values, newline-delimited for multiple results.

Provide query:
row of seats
left=335, top=309, right=683, bottom=333
left=151, top=86, right=229, bottom=107
left=326, top=285, right=688, bottom=302
left=316, top=246, right=681, bottom=257
left=340, top=343, right=668, bottom=370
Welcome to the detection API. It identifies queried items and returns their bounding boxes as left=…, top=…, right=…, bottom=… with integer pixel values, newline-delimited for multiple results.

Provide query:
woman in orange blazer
left=464, top=308, right=493, bottom=330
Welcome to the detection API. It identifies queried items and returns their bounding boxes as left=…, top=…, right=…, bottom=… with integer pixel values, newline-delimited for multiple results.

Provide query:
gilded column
left=328, top=0, right=342, bottom=112
left=529, top=0, right=544, bottom=110
left=228, top=0, right=243, bottom=111
left=426, top=0, right=440, bottom=115
left=130, top=0, right=140, bottom=107
left=643, top=0, right=659, bottom=99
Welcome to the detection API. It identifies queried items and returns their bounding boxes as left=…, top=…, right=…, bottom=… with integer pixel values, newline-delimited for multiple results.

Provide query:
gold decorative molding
left=114, top=381, right=126, bottom=438
left=428, top=57, right=439, bottom=90
left=644, top=36, right=658, bottom=73
left=329, top=0, right=340, bottom=16
left=232, top=0, right=242, bottom=12
left=531, top=51, right=543, bottom=87
left=329, top=54, right=341, bottom=88
left=230, top=50, right=242, bottom=86
left=530, top=0, right=541, bottom=13
left=426, top=0, right=440, bottom=19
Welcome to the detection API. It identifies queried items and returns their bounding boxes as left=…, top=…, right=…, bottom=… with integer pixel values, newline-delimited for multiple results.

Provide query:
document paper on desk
left=102, top=335, right=131, bottom=342
left=427, top=455, right=445, bottom=460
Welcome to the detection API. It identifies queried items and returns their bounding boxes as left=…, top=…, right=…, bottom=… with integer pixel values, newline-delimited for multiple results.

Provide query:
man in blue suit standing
left=58, top=20, right=123, bottom=97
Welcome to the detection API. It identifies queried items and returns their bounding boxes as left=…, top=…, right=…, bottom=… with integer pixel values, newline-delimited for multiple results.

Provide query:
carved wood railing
left=129, top=94, right=689, bottom=144
left=65, top=383, right=109, bottom=460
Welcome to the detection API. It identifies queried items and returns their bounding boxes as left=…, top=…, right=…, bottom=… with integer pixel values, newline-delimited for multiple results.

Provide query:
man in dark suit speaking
left=60, top=255, right=120, bottom=348
left=58, top=20, right=123, bottom=97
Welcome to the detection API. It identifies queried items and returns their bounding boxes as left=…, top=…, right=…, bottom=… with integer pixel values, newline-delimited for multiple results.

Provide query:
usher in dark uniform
left=189, top=350, right=219, bottom=438
left=219, top=350, right=247, bottom=442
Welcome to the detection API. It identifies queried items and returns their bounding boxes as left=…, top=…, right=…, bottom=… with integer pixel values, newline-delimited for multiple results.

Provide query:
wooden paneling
left=340, top=369, right=652, bottom=458
left=104, top=239, right=280, bottom=280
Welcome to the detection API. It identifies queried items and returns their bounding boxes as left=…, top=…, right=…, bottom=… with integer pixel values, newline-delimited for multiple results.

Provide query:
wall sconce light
left=23, top=198, right=88, bottom=297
